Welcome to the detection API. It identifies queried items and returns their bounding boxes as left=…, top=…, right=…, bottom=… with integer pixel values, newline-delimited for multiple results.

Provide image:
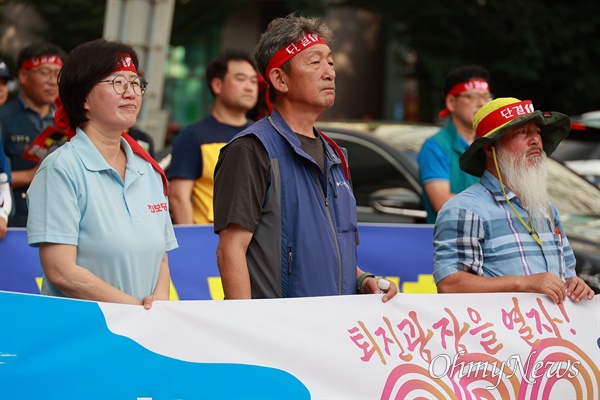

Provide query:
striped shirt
left=433, top=170, right=575, bottom=284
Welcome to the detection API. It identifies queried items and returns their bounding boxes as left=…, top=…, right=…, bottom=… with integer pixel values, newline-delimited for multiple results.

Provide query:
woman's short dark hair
left=58, top=39, right=140, bottom=130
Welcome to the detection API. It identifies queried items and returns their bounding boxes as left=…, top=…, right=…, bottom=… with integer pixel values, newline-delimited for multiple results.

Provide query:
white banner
left=1, top=291, right=598, bottom=399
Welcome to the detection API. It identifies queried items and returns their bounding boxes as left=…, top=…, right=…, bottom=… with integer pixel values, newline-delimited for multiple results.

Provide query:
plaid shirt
left=433, top=170, right=575, bottom=284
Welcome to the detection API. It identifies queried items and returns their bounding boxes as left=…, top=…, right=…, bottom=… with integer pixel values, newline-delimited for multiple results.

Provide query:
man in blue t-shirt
left=168, top=52, right=258, bottom=224
left=418, top=65, right=491, bottom=223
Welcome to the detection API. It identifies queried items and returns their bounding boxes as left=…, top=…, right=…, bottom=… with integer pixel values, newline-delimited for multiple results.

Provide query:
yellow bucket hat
left=459, top=97, right=571, bottom=177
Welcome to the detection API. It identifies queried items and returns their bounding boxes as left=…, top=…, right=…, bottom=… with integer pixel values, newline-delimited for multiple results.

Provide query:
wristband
left=356, top=272, right=375, bottom=294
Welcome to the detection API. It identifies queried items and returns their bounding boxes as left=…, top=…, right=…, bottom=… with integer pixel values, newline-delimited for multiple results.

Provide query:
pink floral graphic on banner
left=348, top=296, right=600, bottom=399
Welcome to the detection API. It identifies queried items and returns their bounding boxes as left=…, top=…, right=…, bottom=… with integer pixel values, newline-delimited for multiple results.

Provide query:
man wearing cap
left=433, top=97, right=595, bottom=304
left=0, top=58, right=14, bottom=105
left=213, top=14, right=397, bottom=301
left=0, top=41, right=66, bottom=227
left=418, top=65, right=492, bottom=223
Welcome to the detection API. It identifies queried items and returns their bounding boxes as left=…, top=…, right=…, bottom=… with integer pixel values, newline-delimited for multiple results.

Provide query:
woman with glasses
left=26, top=39, right=178, bottom=309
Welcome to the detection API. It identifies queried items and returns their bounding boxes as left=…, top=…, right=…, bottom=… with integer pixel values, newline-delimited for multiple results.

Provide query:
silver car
left=315, top=121, right=600, bottom=293
left=157, top=121, right=600, bottom=292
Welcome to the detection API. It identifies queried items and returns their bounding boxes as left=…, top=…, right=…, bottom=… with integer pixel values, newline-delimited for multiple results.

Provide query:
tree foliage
left=11, top=0, right=105, bottom=52
left=5, top=0, right=598, bottom=118
left=340, top=0, right=600, bottom=119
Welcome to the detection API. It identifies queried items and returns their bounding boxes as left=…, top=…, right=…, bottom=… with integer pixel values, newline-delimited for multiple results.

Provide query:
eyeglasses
left=99, top=75, right=147, bottom=96
left=457, top=92, right=493, bottom=103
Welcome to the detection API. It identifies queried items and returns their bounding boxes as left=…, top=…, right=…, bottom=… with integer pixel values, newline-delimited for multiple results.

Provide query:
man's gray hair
left=254, top=13, right=333, bottom=77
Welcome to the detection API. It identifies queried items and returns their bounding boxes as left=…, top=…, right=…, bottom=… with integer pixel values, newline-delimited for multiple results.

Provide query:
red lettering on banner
left=432, top=308, right=470, bottom=354
left=467, top=307, right=503, bottom=355
left=348, top=305, right=512, bottom=365
left=148, top=202, right=168, bottom=214
left=501, top=297, right=574, bottom=348
left=348, top=322, right=385, bottom=364
left=397, top=311, right=434, bottom=363
left=346, top=298, right=582, bottom=366
left=502, top=297, right=538, bottom=346
left=431, top=307, right=503, bottom=356
left=348, top=318, right=413, bottom=365
left=376, top=317, right=413, bottom=362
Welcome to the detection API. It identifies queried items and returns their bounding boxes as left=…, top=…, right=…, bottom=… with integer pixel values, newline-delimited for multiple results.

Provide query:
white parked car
left=553, top=111, right=600, bottom=187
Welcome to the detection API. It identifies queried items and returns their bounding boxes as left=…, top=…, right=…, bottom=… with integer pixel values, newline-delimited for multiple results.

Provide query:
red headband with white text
left=475, top=100, right=534, bottom=138
left=438, top=78, right=490, bottom=118
left=263, top=34, right=327, bottom=112
left=113, top=53, right=137, bottom=74
left=21, top=55, right=63, bottom=70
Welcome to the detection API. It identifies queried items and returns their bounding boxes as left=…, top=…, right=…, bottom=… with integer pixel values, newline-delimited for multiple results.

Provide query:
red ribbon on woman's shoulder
left=122, top=132, right=169, bottom=196
left=54, top=97, right=77, bottom=139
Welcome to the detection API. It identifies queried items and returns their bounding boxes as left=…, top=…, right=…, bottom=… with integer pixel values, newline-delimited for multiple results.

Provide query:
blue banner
left=0, top=223, right=436, bottom=299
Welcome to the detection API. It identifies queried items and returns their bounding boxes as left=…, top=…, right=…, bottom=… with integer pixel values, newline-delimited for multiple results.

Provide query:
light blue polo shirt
left=27, top=128, right=178, bottom=301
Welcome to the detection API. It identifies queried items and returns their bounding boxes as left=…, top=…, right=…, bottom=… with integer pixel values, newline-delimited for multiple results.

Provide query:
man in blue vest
left=418, top=65, right=492, bottom=223
left=0, top=41, right=66, bottom=227
left=213, top=14, right=397, bottom=301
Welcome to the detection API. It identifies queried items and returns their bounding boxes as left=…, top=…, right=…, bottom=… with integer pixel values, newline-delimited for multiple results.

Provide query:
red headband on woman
left=54, top=54, right=167, bottom=195
left=55, top=53, right=139, bottom=137
left=113, top=53, right=137, bottom=74
left=263, top=34, right=328, bottom=112
left=438, top=79, right=490, bottom=118
left=21, top=55, right=63, bottom=70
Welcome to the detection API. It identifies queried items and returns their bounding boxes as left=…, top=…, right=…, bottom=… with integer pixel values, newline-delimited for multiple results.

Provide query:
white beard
left=496, top=143, right=551, bottom=234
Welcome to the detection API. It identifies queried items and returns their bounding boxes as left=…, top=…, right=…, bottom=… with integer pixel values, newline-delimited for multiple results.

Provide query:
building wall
left=322, top=7, right=384, bottom=121
left=220, top=6, right=385, bottom=121
left=221, top=7, right=262, bottom=54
